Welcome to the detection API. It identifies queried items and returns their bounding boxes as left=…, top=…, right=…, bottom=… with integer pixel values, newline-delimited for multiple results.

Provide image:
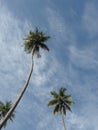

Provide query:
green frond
left=50, top=91, right=59, bottom=99
left=39, top=43, right=49, bottom=51
left=48, top=99, right=58, bottom=107
left=40, top=35, right=50, bottom=42
left=53, top=104, right=59, bottom=115
left=24, top=41, right=34, bottom=53
left=34, top=46, right=41, bottom=58
left=64, top=95, right=72, bottom=101
left=10, top=113, right=15, bottom=121
left=65, top=100, right=73, bottom=106
left=6, top=101, right=12, bottom=108
left=59, top=87, right=67, bottom=96
left=64, top=102, right=72, bottom=112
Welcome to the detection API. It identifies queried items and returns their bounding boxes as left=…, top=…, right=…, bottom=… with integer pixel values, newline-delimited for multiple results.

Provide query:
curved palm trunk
left=0, top=47, right=36, bottom=129
left=61, top=110, right=66, bottom=130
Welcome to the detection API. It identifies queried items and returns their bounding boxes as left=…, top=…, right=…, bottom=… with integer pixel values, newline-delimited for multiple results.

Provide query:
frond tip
left=48, top=99, right=58, bottom=107
left=53, top=104, right=59, bottom=115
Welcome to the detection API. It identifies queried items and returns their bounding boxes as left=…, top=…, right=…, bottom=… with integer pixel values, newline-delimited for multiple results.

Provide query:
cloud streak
left=0, top=1, right=32, bottom=101
left=82, top=1, right=98, bottom=38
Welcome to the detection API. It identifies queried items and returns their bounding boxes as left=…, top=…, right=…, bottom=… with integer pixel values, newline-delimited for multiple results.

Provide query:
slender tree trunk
left=61, top=110, right=66, bottom=130
left=0, top=46, right=36, bottom=129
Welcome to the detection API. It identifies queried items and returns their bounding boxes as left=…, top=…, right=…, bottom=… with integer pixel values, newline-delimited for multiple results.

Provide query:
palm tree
left=0, top=101, right=15, bottom=128
left=48, top=87, right=73, bottom=130
left=0, top=28, right=50, bottom=129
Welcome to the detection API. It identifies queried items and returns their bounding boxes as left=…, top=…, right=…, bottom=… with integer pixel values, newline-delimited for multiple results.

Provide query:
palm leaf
left=48, top=99, right=58, bottom=107
left=64, top=102, right=72, bottom=112
left=10, top=113, right=15, bottom=122
left=40, top=35, right=50, bottom=42
left=39, top=43, right=49, bottom=51
left=51, top=91, right=59, bottom=99
left=24, top=41, right=34, bottom=53
left=64, top=94, right=72, bottom=100
left=64, top=100, right=74, bottom=106
left=34, top=46, right=41, bottom=58
left=53, top=104, right=59, bottom=115
left=59, top=88, right=67, bottom=96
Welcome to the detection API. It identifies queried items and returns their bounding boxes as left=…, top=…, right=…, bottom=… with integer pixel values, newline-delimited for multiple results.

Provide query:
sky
left=0, top=0, right=98, bottom=130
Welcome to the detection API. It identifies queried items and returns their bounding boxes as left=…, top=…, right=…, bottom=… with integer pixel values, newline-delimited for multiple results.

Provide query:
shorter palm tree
left=48, top=87, right=73, bottom=130
left=0, top=101, right=15, bottom=128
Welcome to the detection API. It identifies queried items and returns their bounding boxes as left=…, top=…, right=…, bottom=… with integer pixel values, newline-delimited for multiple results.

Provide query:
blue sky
left=0, top=0, right=98, bottom=130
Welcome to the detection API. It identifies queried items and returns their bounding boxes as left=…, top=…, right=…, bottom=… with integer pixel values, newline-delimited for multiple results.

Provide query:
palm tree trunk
left=61, top=110, right=66, bottom=130
left=0, top=46, right=36, bottom=129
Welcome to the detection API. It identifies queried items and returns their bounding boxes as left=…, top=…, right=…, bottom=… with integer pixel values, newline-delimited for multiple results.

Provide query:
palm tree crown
left=48, top=87, right=73, bottom=115
left=48, top=87, right=73, bottom=130
left=0, top=101, right=15, bottom=128
left=24, top=28, right=50, bottom=57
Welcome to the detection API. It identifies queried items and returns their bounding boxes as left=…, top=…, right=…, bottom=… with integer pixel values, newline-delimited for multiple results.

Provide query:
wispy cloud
left=69, top=45, right=98, bottom=69
left=82, top=1, right=98, bottom=37
left=45, top=7, right=76, bottom=46
left=0, top=1, right=32, bottom=101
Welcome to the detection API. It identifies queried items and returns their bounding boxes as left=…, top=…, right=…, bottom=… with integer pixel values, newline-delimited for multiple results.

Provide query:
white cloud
left=69, top=45, right=98, bottom=69
left=0, top=2, right=32, bottom=101
left=45, top=7, right=76, bottom=46
left=67, top=113, right=86, bottom=130
left=82, top=1, right=98, bottom=37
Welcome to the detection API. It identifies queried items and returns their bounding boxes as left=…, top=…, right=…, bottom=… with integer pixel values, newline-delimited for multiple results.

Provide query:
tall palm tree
left=0, top=101, right=15, bottom=128
left=0, top=28, right=50, bottom=129
left=48, top=87, right=73, bottom=130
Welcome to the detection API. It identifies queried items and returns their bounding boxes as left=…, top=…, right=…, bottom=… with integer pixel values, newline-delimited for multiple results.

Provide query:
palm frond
left=39, top=43, right=49, bottom=51
left=48, top=99, right=58, bottom=107
left=64, top=102, right=72, bottom=112
left=34, top=46, right=41, bottom=58
left=53, top=104, right=59, bottom=115
left=40, top=35, right=50, bottom=42
left=64, top=94, right=72, bottom=101
left=10, top=113, right=15, bottom=122
left=64, top=100, right=73, bottom=106
left=24, top=41, right=34, bottom=53
left=50, top=91, right=59, bottom=99
left=59, top=88, right=67, bottom=96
